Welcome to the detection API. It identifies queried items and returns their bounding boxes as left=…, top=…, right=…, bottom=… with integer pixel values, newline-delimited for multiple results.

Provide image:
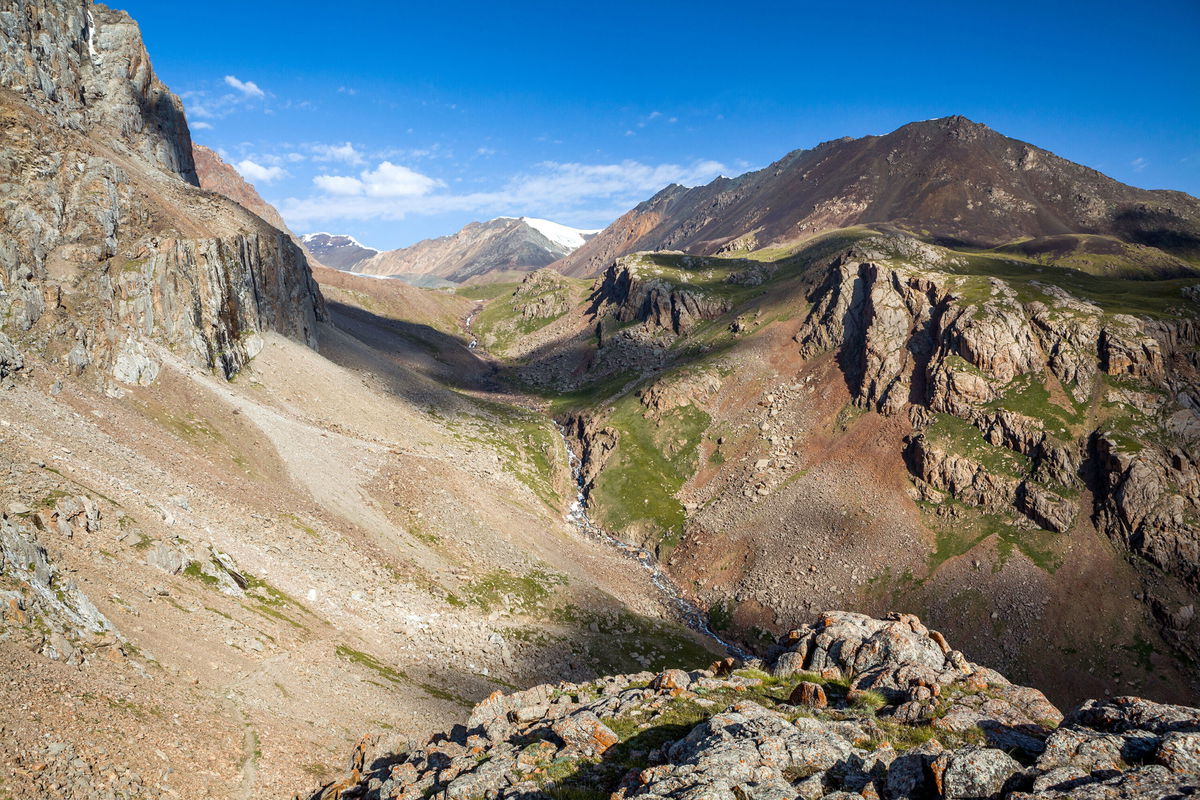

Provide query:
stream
left=462, top=305, right=748, bottom=659
left=557, top=429, right=752, bottom=660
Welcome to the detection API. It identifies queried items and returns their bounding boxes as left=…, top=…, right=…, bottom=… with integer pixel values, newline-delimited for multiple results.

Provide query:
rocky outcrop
left=1093, top=432, right=1200, bottom=586
left=596, top=254, right=730, bottom=335
left=1, top=511, right=116, bottom=666
left=797, top=235, right=1200, bottom=583
left=311, top=611, right=1200, bottom=800
left=0, top=0, right=324, bottom=385
left=511, top=269, right=574, bottom=322
left=0, top=0, right=197, bottom=183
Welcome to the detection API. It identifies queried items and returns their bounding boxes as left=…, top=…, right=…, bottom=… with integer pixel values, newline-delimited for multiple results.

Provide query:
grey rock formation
left=596, top=254, right=731, bottom=335
left=794, top=235, right=1200, bottom=588
left=1, top=513, right=114, bottom=665
left=310, top=611, right=1200, bottom=800
left=0, top=0, right=324, bottom=386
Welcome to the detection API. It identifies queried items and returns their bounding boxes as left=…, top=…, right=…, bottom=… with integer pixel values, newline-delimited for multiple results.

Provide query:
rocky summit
left=308, top=611, right=1200, bottom=800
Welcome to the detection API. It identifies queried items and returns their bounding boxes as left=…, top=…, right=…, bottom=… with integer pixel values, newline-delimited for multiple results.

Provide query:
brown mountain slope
left=555, top=116, right=1200, bottom=277
left=192, top=144, right=298, bottom=240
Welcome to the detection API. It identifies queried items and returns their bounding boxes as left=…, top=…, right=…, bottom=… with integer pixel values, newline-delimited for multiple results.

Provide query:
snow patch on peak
left=302, top=232, right=376, bottom=251
left=520, top=218, right=598, bottom=251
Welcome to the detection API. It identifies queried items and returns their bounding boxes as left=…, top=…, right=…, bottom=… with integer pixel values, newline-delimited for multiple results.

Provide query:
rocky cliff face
left=595, top=254, right=732, bottom=336
left=310, top=611, right=1200, bottom=800
left=793, top=233, right=1200, bottom=591
left=554, top=116, right=1200, bottom=277
left=0, top=0, right=197, bottom=183
left=0, top=0, right=324, bottom=386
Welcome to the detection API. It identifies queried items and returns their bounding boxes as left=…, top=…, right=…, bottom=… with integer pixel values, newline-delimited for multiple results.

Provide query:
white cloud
left=236, top=159, right=286, bottom=184
left=313, top=174, right=368, bottom=195
left=311, top=161, right=442, bottom=198
left=191, top=121, right=213, bottom=130
left=281, top=158, right=726, bottom=225
left=309, top=142, right=365, bottom=165
left=224, top=75, right=265, bottom=99
left=361, top=162, right=443, bottom=196
left=1131, top=157, right=1148, bottom=172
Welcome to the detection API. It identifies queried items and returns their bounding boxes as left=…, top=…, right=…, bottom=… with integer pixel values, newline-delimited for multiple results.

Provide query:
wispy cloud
left=191, top=121, right=214, bottom=130
left=280, top=158, right=725, bottom=224
left=308, top=141, right=365, bottom=165
left=236, top=159, right=287, bottom=184
left=1131, top=157, right=1148, bottom=172
left=224, top=75, right=265, bottom=99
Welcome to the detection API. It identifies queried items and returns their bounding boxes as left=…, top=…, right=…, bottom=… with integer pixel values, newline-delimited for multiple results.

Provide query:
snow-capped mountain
left=300, top=232, right=380, bottom=271
left=354, top=217, right=599, bottom=284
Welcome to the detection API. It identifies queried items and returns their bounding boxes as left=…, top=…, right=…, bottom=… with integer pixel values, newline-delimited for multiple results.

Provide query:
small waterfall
left=465, top=309, right=479, bottom=350
left=557, top=426, right=751, bottom=660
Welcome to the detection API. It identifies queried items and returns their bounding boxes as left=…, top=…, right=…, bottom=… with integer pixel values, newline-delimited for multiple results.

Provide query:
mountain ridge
left=553, top=116, right=1200, bottom=278
left=357, top=216, right=596, bottom=284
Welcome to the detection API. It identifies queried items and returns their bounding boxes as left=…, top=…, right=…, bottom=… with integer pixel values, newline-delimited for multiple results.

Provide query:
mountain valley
left=2, top=3, right=1200, bottom=800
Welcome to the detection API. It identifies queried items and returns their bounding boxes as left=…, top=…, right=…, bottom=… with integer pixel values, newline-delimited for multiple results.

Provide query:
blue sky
left=119, top=0, right=1200, bottom=251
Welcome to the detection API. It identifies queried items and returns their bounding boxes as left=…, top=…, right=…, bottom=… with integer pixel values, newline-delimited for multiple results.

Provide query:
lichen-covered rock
left=931, top=746, right=1024, bottom=799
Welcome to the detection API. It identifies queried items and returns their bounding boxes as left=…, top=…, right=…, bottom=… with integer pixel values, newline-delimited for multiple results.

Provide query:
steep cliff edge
left=0, top=0, right=324, bottom=386
left=311, top=611, right=1200, bottom=800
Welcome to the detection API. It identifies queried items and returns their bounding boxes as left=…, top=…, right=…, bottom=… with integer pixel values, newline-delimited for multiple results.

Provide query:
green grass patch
left=335, top=644, right=410, bottom=683
left=590, top=395, right=710, bottom=553
left=985, top=373, right=1084, bottom=440
left=925, top=413, right=1031, bottom=479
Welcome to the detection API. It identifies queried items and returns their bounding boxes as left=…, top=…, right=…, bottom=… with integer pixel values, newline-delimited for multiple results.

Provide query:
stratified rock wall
left=0, top=0, right=324, bottom=384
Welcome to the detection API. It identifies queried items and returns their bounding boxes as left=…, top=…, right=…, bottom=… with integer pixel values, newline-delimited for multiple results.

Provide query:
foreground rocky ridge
left=311, top=611, right=1200, bottom=800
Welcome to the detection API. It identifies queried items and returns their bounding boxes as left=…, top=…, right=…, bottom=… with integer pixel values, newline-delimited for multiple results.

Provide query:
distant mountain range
left=554, top=115, right=1200, bottom=277
left=311, top=217, right=597, bottom=285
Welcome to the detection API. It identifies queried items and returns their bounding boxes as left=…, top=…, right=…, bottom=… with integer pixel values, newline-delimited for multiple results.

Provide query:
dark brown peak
left=896, top=115, right=993, bottom=135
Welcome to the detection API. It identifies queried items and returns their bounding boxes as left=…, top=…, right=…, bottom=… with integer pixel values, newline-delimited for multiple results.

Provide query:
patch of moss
left=707, top=598, right=733, bottom=632
left=335, top=644, right=410, bottom=684
left=925, top=413, right=1032, bottom=479
left=182, top=561, right=221, bottom=588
